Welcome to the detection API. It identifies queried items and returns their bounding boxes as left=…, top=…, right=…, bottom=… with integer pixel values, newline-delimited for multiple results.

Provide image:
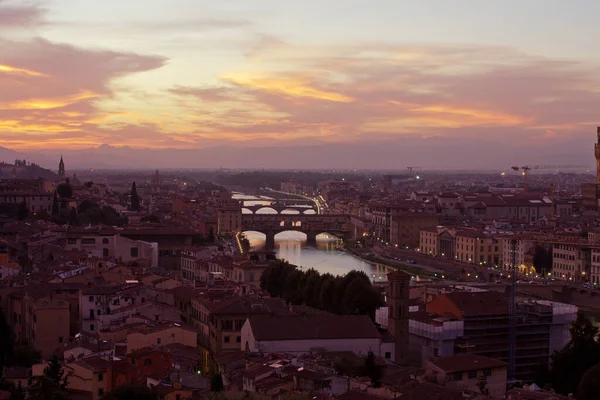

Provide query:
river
left=234, top=193, right=389, bottom=281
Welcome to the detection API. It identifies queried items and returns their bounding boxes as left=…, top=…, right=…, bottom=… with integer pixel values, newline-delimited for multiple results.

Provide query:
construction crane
left=510, top=165, right=586, bottom=193
left=406, top=166, right=422, bottom=179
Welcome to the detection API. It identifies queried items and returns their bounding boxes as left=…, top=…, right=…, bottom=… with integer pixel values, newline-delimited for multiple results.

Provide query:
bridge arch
left=254, top=206, right=279, bottom=214
left=280, top=209, right=301, bottom=215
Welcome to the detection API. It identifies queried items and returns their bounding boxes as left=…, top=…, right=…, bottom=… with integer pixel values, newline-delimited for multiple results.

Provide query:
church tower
left=58, top=155, right=65, bottom=182
left=387, top=269, right=411, bottom=364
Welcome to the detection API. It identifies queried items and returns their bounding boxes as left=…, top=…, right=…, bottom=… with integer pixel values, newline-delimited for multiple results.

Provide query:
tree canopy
left=363, top=351, right=382, bottom=388
left=547, top=313, right=600, bottom=395
left=56, top=183, right=73, bottom=199
left=533, top=245, right=553, bottom=275
left=260, top=261, right=384, bottom=319
left=578, top=363, right=600, bottom=400
left=28, top=355, right=69, bottom=400
left=0, top=308, right=14, bottom=379
left=130, top=182, right=141, bottom=212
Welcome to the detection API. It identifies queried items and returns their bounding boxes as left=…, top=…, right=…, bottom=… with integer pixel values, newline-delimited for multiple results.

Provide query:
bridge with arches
left=241, top=204, right=317, bottom=214
left=241, top=213, right=351, bottom=248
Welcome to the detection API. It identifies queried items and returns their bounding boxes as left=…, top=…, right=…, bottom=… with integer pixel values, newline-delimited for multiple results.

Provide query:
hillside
left=0, top=160, right=57, bottom=180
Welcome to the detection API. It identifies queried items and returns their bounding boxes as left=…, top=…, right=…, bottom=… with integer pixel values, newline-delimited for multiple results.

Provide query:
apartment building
left=591, top=249, right=600, bottom=285
left=65, top=228, right=158, bottom=267
left=454, top=230, right=501, bottom=265
left=390, top=212, right=439, bottom=249
left=126, top=324, right=197, bottom=354
left=425, top=354, right=508, bottom=398
left=7, top=288, right=71, bottom=358
left=552, top=243, right=592, bottom=282
left=217, top=199, right=242, bottom=235
left=180, top=246, right=220, bottom=282
left=191, top=293, right=290, bottom=370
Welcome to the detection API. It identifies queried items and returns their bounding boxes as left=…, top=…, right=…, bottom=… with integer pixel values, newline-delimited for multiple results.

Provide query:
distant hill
left=0, top=160, right=57, bottom=180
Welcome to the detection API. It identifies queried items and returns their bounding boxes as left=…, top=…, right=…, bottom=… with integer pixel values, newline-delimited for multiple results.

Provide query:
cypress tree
left=130, top=182, right=141, bottom=212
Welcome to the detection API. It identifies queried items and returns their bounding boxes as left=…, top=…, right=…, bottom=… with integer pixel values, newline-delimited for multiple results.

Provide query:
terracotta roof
left=444, top=291, right=509, bottom=317
left=75, top=357, right=110, bottom=372
left=247, top=315, right=381, bottom=341
left=393, top=381, right=463, bottom=400
left=429, top=354, right=508, bottom=373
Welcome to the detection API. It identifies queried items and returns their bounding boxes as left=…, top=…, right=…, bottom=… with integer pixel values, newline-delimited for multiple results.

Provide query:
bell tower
left=58, top=155, right=65, bottom=182
left=387, top=269, right=411, bottom=364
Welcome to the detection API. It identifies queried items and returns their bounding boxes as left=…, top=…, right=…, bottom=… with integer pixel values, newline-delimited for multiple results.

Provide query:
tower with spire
left=58, top=155, right=66, bottom=182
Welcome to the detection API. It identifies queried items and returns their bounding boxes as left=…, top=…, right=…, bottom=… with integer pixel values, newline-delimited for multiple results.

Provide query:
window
left=157, top=338, right=161, bottom=345
left=89, top=296, right=94, bottom=302
left=67, top=238, right=77, bottom=245
left=130, top=247, right=139, bottom=257
left=102, top=238, right=109, bottom=244
left=144, top=359, right=152, bottom=366
left=98, top=389, right=104, bottom=397
left=467, top=371, right=477, bottom=379
left=81, top=238, right=96, bottom=245
left=483, top=368, right=492, bottom=377
left=90, top=324, right=95, bottom=331
left=224, top=336, right=230, bottom=343
left=384, top=352, right=391, bottom=359
left=236, top=336, right=241, bottom=343
left=58, top=337, right=63, bottom=343
left=98, top=372, right=104, bottom=381
left=450, top=372, right=462, bottom=381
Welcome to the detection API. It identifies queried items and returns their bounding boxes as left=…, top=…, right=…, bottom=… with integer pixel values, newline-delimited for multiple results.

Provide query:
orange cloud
left=0, top=90, right=100, bottom=110
left=224, top=75, right=353, bottom=103
left=408, top=105, right=527, bottom=126
left=0, top=64, right=47, bottom=77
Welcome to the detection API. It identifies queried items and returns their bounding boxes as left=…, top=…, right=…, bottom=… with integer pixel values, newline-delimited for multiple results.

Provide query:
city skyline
left=1, top=0, right=600, bottom=168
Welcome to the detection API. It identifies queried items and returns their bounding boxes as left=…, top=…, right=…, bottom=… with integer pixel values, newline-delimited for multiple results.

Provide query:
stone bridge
left=241, top=204, right=317, bottom=214
left=241, top=214, right=352, bottom=248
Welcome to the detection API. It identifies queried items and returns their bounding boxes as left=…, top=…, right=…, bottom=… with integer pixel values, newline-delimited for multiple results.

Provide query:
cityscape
left=2, top=1, right=600, bottom=400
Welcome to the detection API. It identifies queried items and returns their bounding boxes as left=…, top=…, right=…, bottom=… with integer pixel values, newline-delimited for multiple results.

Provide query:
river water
left=234, top=194, right=389, bottom=281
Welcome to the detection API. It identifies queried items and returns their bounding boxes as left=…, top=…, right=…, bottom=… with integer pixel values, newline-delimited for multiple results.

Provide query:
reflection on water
left=244, top=231, right=389, bottom=281
left=234, top=193, right=388, bottom=281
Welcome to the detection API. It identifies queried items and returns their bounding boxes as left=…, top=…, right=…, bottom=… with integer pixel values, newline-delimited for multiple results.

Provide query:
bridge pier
left=265, top=231, right=276, bottom=250
left=306, top=231, right=317, bottom=247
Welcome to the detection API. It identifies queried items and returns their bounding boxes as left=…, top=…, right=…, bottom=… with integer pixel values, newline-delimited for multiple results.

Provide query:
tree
left=0, top=308, right=14, bottom=380
left=363, top=351, right=382, bottom=388
left=28, top=355, right=69, bottom=400
left=17, top=201, right=28, bottom=220
left=476, top=373, right=489, bottom=396
left=211, top=373, right=224, bottom=392
left=103, top=384, right=159, bottom=400
left=56, top=183, right=72, bottom=199
left=130, top=182, right=141, bottom=212
left=533, top=246, right=553, bottom=275
left=578, top=363, right=600, bottom=400
left=51, top=192, right=59, bottom=216
left=68, top=207, right=78, bottom=226
left=11, top=382, right=26, bottom=400
left=549, top=313, right=600, bottom=395
left=141, top=214, right=160, bottom=223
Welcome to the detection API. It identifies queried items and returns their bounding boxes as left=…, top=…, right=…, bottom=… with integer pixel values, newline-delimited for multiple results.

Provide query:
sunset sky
left=1, top=0, right=600, bottom=164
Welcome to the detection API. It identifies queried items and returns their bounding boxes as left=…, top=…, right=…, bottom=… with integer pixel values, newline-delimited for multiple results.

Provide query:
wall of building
left=126, top=326, right=197, bottom=353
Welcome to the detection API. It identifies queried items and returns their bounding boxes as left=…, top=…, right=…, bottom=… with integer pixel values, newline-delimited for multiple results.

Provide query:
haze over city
left=1, top=0, right=600, bottom=169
